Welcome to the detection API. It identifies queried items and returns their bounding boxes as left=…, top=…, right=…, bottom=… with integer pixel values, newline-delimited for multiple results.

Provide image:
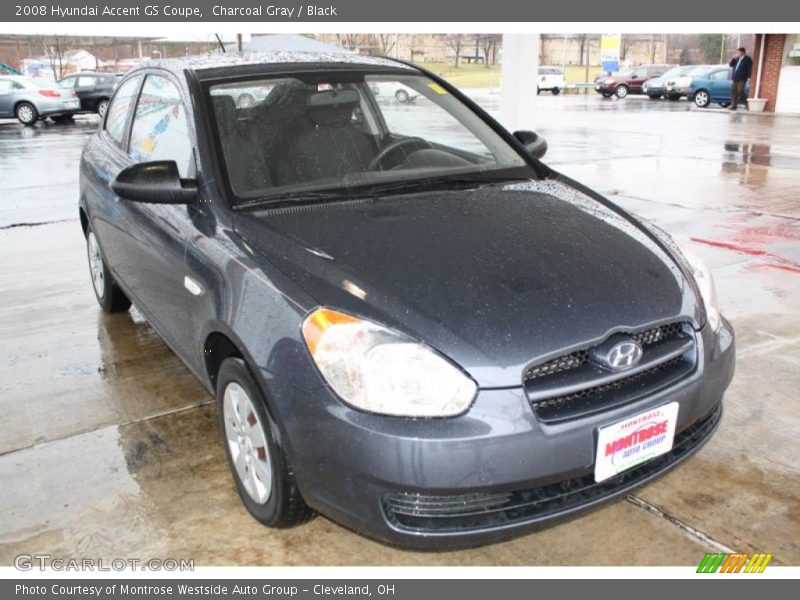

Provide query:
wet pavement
left=1, top=94, right=798, bottom=565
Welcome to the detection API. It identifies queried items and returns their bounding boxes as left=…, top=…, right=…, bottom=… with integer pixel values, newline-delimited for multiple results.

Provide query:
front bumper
left=595, top=83, right=617, bottom=94
left=265, top=318, right=735, bottom=549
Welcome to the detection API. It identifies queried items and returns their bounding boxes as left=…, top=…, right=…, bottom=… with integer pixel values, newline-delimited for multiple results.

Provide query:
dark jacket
left=730, top=55, right=753, bottom=81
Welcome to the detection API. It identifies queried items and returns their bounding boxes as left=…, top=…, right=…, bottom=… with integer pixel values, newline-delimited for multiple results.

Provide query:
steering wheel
left=368, top=137, right=432, bottom=171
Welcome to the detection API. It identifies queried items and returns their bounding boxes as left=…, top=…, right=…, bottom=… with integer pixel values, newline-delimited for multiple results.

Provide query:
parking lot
left=0, top=92, right=798, bottom=565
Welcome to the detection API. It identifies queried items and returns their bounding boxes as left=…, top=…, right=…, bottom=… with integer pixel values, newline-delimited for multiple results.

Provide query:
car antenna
left=215, top=34, right=226, bottom=53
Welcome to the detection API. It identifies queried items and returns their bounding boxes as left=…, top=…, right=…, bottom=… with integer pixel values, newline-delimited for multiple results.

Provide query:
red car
left=595, top=64, right=676, bottom=98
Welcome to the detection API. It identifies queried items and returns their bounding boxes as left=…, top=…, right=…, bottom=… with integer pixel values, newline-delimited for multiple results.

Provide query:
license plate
left=594, top=402, right=679, bottom=482
left=65, top=100, right=79, bottom=108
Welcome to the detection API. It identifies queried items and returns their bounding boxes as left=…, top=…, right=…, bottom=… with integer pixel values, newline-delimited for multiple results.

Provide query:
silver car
left=0, top=75, right=80, bottom=125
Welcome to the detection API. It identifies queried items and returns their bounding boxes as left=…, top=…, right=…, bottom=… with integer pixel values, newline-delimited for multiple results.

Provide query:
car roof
left=128, top=51, right=416, bottom=80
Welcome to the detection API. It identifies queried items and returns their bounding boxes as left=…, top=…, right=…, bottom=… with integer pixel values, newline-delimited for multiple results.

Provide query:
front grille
left=525, top=322, right=697, bottom=422
left=382, top=405, right=721, bottom=534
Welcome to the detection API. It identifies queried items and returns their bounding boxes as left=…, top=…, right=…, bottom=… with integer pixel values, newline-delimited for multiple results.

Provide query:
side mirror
left=513, top=130, right=548, bottom=159
left=111, top=160, right=197, bottom=204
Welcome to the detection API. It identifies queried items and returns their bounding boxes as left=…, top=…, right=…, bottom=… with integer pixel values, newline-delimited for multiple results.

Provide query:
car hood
left=234, top=179, right=700, bottom=388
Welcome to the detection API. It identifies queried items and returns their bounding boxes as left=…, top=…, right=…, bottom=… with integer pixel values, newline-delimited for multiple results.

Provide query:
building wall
left=750, top=34, right=786, bottom=112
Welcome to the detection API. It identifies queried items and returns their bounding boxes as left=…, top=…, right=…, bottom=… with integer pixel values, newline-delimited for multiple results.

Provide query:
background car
left=642, top=65, right=698, bottom=99
left=58, top=71, right=118, bottom=117
left=663, top=65, right=721, bottom=100
left=595, top=64, right=675, bottom=98
left=0, top=75, right=79, bottom=125
left=537, top=66, right=565, bottom=95
left=688, top=66, right=750, bottom=108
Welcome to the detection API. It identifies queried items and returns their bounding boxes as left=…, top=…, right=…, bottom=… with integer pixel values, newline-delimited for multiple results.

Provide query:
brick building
left=750, top=34, right=800, bottom=113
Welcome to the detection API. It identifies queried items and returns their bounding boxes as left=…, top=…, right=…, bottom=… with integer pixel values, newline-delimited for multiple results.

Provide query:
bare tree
left=619, top=34, right=631, bottom=62
left=479, top=34, right=502, bottom=68
left=367, top=34, right=396, bottom=56
left=445, top=34, right=465, bottom=67
left=336, top=34, right=364, bottom=52
left=37, top=35, right=73, bottom=79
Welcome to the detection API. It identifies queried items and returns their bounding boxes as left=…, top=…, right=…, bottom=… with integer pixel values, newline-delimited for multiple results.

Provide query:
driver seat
left=279, top=90, right=374, bottom=185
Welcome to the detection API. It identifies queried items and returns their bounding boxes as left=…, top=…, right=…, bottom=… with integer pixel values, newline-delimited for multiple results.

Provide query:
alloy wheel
left=695, top=91, right=710, bottom=108
left=17, top=104, right=34, bottom=124
left=223, top=382, right=273, bottom=504
left=87, top=232, right=105, bottom=299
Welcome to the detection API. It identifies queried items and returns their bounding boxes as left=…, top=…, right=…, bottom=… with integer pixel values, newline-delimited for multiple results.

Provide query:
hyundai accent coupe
left=79, top=52, right=735, bottom=549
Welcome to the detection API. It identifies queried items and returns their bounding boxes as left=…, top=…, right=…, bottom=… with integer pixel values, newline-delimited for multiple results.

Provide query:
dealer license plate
left=594, top=402, right=679, bottom=483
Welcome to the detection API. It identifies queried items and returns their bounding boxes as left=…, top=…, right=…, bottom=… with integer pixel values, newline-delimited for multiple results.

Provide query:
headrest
left=211, top=95, right=237, bottom=128
left=306, top=89, right=360, bottom=127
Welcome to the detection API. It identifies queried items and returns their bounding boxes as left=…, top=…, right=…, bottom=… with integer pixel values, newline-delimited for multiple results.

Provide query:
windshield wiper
left=235, top=189, right=347, bottom=211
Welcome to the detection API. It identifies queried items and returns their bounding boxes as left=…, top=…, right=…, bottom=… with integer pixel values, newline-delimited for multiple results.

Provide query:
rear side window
left=129, top=75, right=191, bottom=176
left=77, top=76, right=96, bottom=87
left=105, top=76, right=142, bottom=148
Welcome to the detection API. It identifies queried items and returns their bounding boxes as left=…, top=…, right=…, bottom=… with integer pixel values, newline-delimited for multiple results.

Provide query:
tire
left=719, top=102, right=731, bottom=108
left=15, top=102, right=38, bottom=126
left=97, top=99, right=110, bottom=116
left=51, top=114, right=74, bottom=123
left=552, top=87, right=561, bottom=95
left=615, top=85, right=629, bottom=99
left=694, top=90, right=710, bottom=108
left=85, top=225, right=131, bottom=313
left=216, top=357, right=314, bottom=528
left=536, top=88, right=541, bottom=95
left=395, top=88, right=409, bottom=103
left=648, top=94, right=662, bottom=100
left=666, top=94, right=680, bottom=101
left=602, top=92, right=613, bottom=98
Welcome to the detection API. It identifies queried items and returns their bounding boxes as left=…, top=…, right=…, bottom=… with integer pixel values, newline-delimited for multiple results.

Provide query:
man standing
left=729, top=47, right=753, bottom=110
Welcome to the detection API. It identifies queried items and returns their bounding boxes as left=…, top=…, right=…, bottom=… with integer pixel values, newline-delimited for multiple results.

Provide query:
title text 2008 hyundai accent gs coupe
left=79, top=52, right=735, bottom=549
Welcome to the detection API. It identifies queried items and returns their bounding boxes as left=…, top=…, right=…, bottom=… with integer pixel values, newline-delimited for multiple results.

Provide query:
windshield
left=207, top=71, right=532, bottom=205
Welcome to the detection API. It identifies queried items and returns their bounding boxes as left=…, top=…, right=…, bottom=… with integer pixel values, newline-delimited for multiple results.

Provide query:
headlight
left=677, top=244, right=721, bottom=331
left=604, top=78, right=615, bottom=84
left=301, top=308, right=477, bottom=417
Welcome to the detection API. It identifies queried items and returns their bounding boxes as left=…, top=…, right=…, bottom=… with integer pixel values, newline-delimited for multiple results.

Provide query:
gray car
left=79, top=52, right=735, bottom=549
left=0, top=75, right=80, bottom=125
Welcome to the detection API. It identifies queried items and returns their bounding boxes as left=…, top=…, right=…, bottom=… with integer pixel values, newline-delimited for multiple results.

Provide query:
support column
left=500, top=33, right=539, bottom=133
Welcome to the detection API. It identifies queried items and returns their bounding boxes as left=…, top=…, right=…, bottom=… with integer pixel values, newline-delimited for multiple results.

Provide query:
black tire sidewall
left=216, top=357, right=296, bottom=527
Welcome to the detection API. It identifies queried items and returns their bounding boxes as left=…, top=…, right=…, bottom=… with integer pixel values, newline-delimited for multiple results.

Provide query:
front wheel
left=217, top=358, right=314, bottom=528
left=97, top=99, right=110, bottom=116
left=15, top=102, right=38, bottom=126
left=694, top=90, right=710, bottom=108
left=552, top=87, right=561, bottom=95
left=615, top=85, right=629, bottom=99
left=395, top=88, right=409, bottom=103
left=86, top=226, right=131, bottom=312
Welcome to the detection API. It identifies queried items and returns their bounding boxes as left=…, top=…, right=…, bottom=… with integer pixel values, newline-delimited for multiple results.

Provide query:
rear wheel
left=395, top=88, right=409, bottom=103
left=15, top=102, right=37, bottom=126
left=615, top=85, right=629, bottom=99
left=85, top=226, right=131, bottom=312
left=694, top=90, right=710, bottom=108
left=97, top=99, right=110, bottom=116
left=648, top=94, right=662, bottom=100
left=552, top=87, right=561, bottom=95
left=217, top=358, right=314, bottom=528
left=719, top=102, right=731, bottom=108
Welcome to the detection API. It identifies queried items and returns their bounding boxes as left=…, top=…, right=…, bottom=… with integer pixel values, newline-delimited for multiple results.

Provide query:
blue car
left=688, top=66, right=750, bottom=108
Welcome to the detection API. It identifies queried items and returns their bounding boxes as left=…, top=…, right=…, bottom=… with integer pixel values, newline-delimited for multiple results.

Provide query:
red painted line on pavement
left=690, top=237, right=800, bottom=275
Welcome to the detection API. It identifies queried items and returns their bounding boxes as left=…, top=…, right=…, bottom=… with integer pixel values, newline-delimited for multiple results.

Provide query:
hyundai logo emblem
left=605, top=340, right=643, bottom=371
